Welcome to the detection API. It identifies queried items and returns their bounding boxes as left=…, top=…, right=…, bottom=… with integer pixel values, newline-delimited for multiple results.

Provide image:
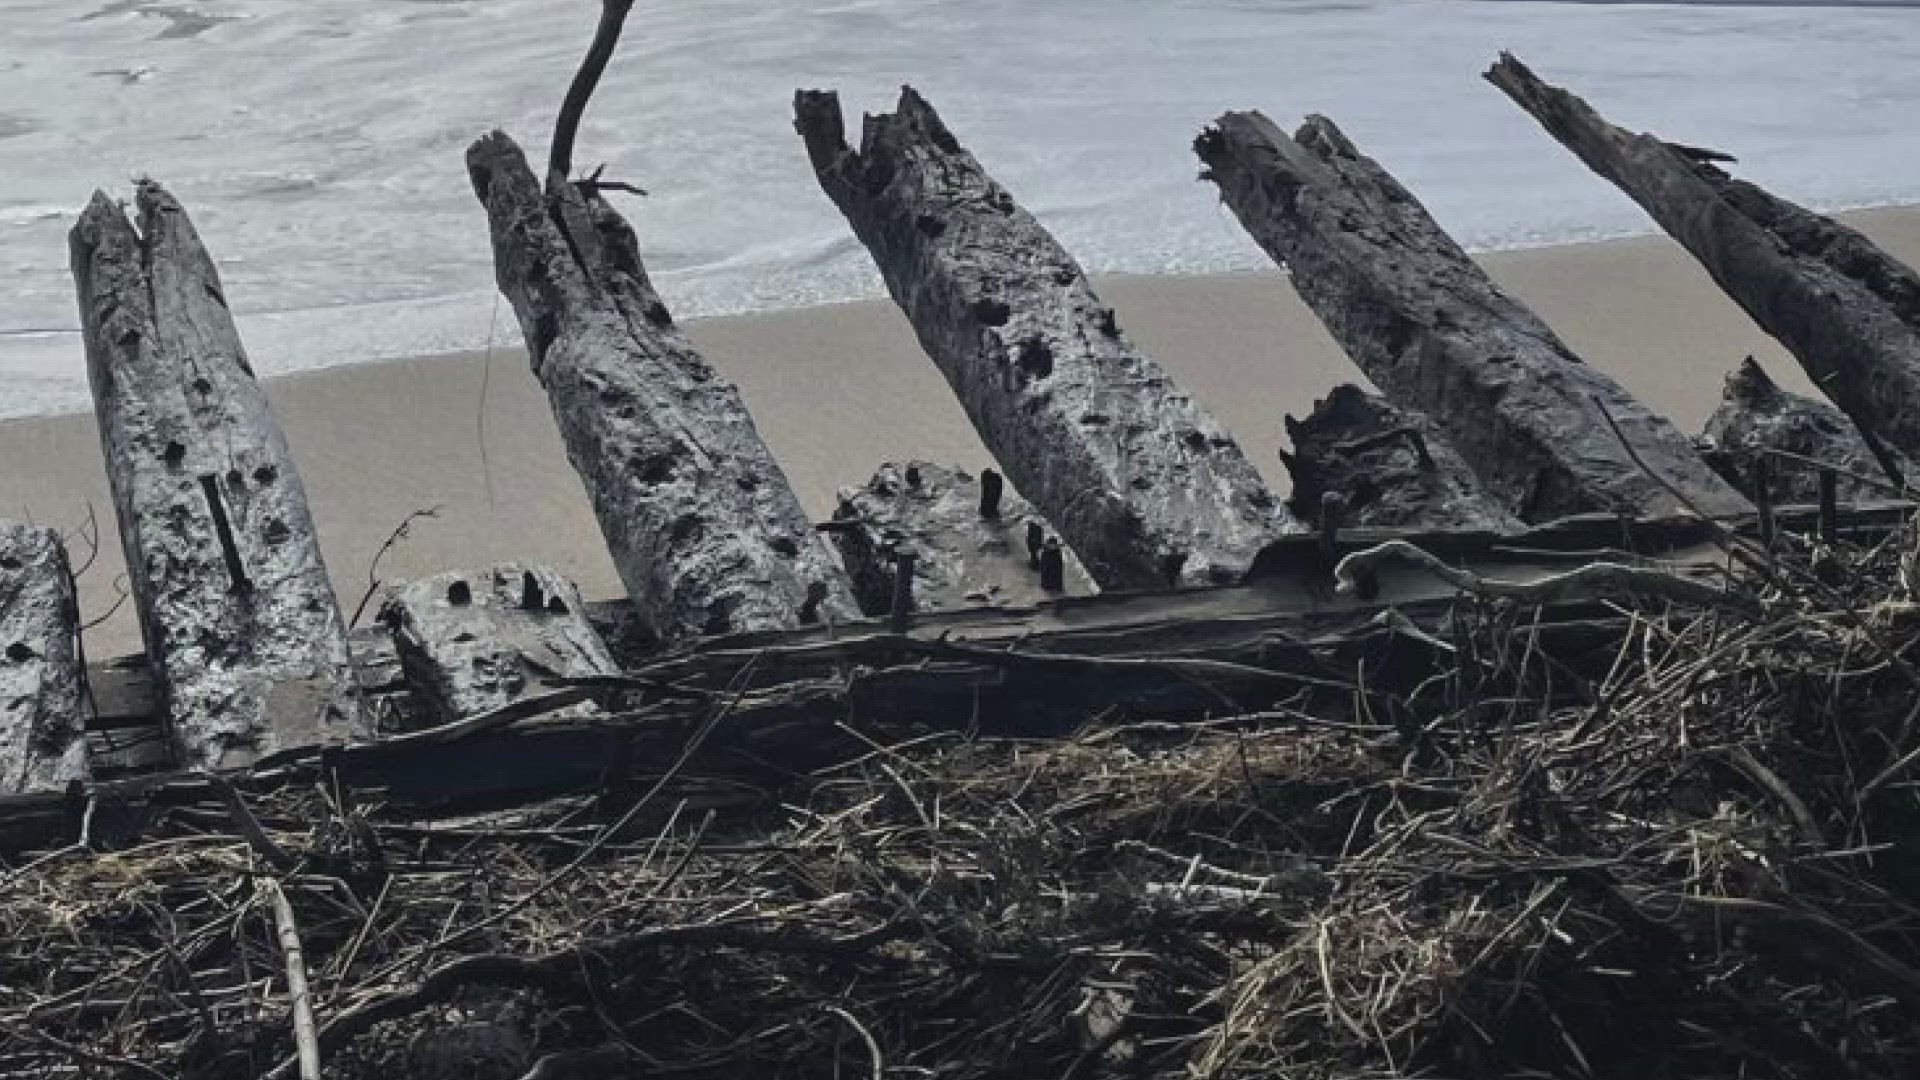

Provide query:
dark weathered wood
left=1701, top=357, right=1902, bottom=504
left=1282, top=384, right=1522, bottom=532
left=1195, top=111, right=1750, bottom=523
left=830, top=462, right=1095, bottom=616
left=0, top=525, right=89, bottom=793
left=1488, top=52, right=1920, bottom=478
left=69, top=183, right=364, bottom=772
left=380, top=563, right=620, bottom=725
left=467, top=132, right=859, bottom=641
left=796, top=88, right=1297, bottom=590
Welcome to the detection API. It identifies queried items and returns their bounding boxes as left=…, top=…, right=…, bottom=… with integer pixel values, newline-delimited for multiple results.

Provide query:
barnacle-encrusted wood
left=69, top=183, right=363, bottom=771
left=1489, top=52, right=1920, bottom=481
left=1196, top=111, right=1750, bottom=522
left=831, top=462, right=1096, bottom=616
left=381, top=562, right=618, bottom=725
left=1702, top=357, right=1904, bottom=504
left=796, top=88, right=1297, bottom=590
left=0, top=524, right=88, bottom=793
left=466, top=132, right=859, bottom=640
left=1282, top=385, right=1521, bottom=532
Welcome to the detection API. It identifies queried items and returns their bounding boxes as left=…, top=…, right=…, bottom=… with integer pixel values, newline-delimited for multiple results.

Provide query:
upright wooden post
left=467, top=132, right=859, bottom=641
left=69, top=183, right=363, bottom=771
left=1196, top=110, right=1749, bottom=523
left=0, top=524, right=89, bottom=793
left=1489, top=52, right=1920, bottom=479
left=796, top=88, right=1297, bottom=590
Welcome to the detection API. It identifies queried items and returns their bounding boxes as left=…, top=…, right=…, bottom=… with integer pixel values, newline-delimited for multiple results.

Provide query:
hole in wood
left=447, top=580, right=472, bottom=606
left=163, top=441, right=186, bottom=468
left=252, top=464, right=277, bottom=484
left=197, top=474, right=252, bottom=595
left=769, top=536, right=799, bottom=556
left=521, top=571, right=545, bottom=610
left=262, top=519, right=291, bottom=545
left=5, top=642, right=34, bottom=663
left=971, top=298, right=1011, bottom=326
left=191, top=377, right=212, bottom=395
left=546, top=596, right=569, bottom=615
left=1016, top=338, right=1053, bottom=380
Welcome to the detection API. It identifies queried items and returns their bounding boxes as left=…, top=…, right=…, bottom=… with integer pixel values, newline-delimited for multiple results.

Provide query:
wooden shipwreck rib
left=69, top=183, right=364, bottom=772
left=1282, top=384, right=1521, bottom=532
left=796, top=87, right=1298, bottom=590
left=1488, top=52, right=1920, bottom=484
left=0, top=525, right=88, bottom=794
left=1196, top=111, right=1750, bottom=524
left=467, top=132, right=860, bottom=641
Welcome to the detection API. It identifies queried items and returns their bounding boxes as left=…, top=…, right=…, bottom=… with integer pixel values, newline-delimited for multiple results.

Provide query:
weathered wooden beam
left=1282, top=385, right=1522, bottom=532
left=380, top=563, right=620, bottom=726
left=0, top=525, right=89, bottom=793
left=1701, top=357, right=1904, bottom=505
left=69, top=183, right=364, bottom=772
left=466, top=132, right=859, bottom=641
left=830, top=462, right=1096, bottom=616
left=1487, top=52, right=1920, bottom=479
left=1197, top=111, right=1748, bottom=523
left=796, top=88, right=1297, bottom=590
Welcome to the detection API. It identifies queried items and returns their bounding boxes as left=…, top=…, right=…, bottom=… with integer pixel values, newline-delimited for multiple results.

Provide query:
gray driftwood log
left=69, top=183, right=364, bottom=771
left=1195, top=111, right=1750, bottom=523
left=1282, top=385, right=1522, bottom=532
left=380, top=563, right=619, bottom=725
left=0, top=525, right=89, bottom=794
left=796, top=88, right=1297, bottom=590
left=830, top=462, right=1096, bottom=616
left=1488, top=53, right=1920, bottom=483
left=1701, top=357, right=1902, bottom=504
left=467, top=132, right=859, bottom=640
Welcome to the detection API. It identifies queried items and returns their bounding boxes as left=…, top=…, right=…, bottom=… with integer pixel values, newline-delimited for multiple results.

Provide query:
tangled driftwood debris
left=9, top=22, right=1920, bottom=1077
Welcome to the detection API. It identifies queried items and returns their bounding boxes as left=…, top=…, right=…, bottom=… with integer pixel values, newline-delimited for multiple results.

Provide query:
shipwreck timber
left=829, top=462, right=1096, bottom=616
left=466, top=132, right=860, bottom=641
left=69, top=183, right=364, bottom=772
left=0, top=525, right=88, bottom=794
left=1488, top=52, right=1920, bottom=484
left=1702, top=357, right=1904, bottom=505
left=380, top=563, right=619, bottom=726
left=1196, top=111, right=1750, bottom=523
left=1282, top=385, right=1522, bottom=532
left=796, top=87, right=1297, bottom=591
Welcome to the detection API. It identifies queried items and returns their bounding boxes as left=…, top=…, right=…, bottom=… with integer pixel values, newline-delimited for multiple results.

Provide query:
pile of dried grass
left=5, top=524, right=1920, bottom=1078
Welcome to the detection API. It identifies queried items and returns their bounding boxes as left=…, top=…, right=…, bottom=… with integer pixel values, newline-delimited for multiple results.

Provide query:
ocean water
left=1, top=0, right=1916, bottom=417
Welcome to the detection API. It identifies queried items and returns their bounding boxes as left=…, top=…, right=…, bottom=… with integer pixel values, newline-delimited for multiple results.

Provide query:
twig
left=348, top=505, right=440, bottom=628
left=1333, top=540, right=1758, bottom=617
left=262, top=879, right=322, bottom=1080
left=549, top=0, right=637, bottom=181
left=821, top=1004, right=885, bottom=1080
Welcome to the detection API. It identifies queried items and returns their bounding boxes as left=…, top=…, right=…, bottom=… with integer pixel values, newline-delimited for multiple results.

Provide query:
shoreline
left=7, top=203, right=1920, bottom=657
